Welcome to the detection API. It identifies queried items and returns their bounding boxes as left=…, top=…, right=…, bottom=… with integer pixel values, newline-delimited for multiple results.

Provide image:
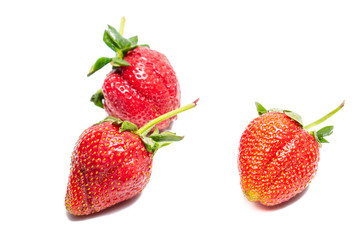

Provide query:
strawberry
left=238, top=101, right=344, bottom=206
left=65, top=100, right=198, bottom=216
left=88, top=17, right=180, bottom=131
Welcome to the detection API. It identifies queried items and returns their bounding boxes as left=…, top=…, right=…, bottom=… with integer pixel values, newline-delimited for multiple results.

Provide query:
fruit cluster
left=65, top=17, right=345, bottom=216
left=65, top=18, right=193, bottom=216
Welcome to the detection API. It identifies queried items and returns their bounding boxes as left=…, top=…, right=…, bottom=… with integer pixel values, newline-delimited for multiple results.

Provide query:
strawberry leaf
left=94, top=116, right=123, bottom=126
left=255, top=102, right=267, bottom=116
left=149, top=131, right=184, bottom=142
left=267, top=106, right=303, bottom=127
left=111, top=57, right=131, bottom=67
left=311, top=126, right=334, bottom=146
left=129, top=36, right=138, bottom=45
left=152, top=142, right=160, bottom=156
left=315, top=126, right=333, bottom=144
left=139, top=131, right=184, bottom=155
left=90, top=89, right=104, bottom=108
left=107, top=25, right=131, bottom=49
left=316, top=126, right=334, bottom=138
left=88, top=57, right=112, bottom=76
left=107, top=117, right=123, bottom=125
left=88, top=21, right=149, bottom=77
left=103, top=30, right=122, bottom=52
left=120, top=121, right=138, bottom=132
left=122, top=45, right=139, bottom=55
left=140, top=136, right=157, bottom=153
left=284, top=111, right=303, bottom=127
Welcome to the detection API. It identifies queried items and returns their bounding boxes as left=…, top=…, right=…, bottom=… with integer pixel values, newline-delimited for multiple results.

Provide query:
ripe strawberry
left=65, top=100, right=198, bottom=216
left=88, top=18, right=180, bottom=131
left=238, top=101, right=344, bottom=206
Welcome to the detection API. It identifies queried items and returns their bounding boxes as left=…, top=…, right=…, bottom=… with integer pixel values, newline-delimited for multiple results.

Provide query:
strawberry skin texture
left=65, top=121, right=152, bottom=215
left=102, top=47, right=181, bottom=131
left=238, top=112, right=320, bottom=206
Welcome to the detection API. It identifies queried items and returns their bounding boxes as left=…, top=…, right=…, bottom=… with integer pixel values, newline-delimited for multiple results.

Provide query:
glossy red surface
left=238, top=112, right=320, bottom=206
left=103, top=47, right=181, bottom=130
left=65, top=122, right=152, bottom=215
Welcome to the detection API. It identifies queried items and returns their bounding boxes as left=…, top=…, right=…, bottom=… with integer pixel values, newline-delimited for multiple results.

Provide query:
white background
left=1, top=0, right=359, bottom=239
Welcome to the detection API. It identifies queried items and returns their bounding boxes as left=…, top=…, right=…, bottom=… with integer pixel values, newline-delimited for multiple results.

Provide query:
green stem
left=119, top=17, right=125, bottom=36
left=304, top=100, right=345, bottom=130
left=136, top=99, right=199, bottom=135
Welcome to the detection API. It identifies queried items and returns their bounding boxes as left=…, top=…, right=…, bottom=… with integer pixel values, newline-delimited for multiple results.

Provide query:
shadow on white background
left=251, top=187, right=310, bottom=211
left=66, top=193, right=143, bottom=221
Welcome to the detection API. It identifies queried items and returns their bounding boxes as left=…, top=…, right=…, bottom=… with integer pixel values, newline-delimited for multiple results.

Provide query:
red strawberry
left=238, top=101, right=344, bottom=206
left=88, top=18, right=180, bottom=131
left=65, top=100, right=198, bottom=216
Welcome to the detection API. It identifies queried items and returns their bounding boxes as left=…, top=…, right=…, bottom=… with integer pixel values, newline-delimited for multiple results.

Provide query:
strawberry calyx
left=309, top=126, right=334, bottom=147
left=255, top=101, right=345, bottom=146
left=96, top=116, right=183, bottom=156
left=87, top=17, right=149, bottom=77
left=97, top=99, right=199, bottom=156
left=255, top=102, right=303, bottom=127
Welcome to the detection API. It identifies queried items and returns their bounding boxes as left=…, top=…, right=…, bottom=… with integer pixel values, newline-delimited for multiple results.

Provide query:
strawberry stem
left=136, top=99, right=199, bottom=135
left=304, top=100, right=345, bottom=130
left=119, top=17, right=125, bottom=36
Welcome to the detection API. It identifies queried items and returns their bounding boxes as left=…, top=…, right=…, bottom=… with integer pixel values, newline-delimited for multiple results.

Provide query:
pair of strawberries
left=65, top=18, right=344, bottom=216
left=65, top=18, right=189, bottom=216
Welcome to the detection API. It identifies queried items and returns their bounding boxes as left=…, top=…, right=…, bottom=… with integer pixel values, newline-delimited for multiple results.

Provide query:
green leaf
left=88, top=57, right=112, bottom=76
left=319, top=138, right=329, bottom=143
left=111, top=57, right=131, bottom=67
left=103, top=30, right=121, bottom=52
left=151, top=142, right=160, bottom=156
left=93, top=116, right=122, bottom=126
left=107, top=25, right=131, bottom=48
left=140, top=136, right=156, bottom=153
left=311, top=126, right=334, bottom=147
left=90, top=24, right=150, bottom=74
left=313, top=126, right=333, bottom=145
left=129, top=36, right=138, bottom=45
left=120, top=121, right=138, bottom=132
left=316, top=126, right=334, bottom=138
left=255, top=102, right=267, bottom=115
left=149, top=132, right=184, bottom=142
left=284, top=111, right=303, bottom=127
left=91, top=23, right=149, bottom=75
left=138, top=130, right=184, bottom=156
left=157, top=142, right=172, bottom=148
left=106, top=116, right=123, bottom=125
left=122, top=46, right=138, bottom=55
left=140, top=135, right=178, bottom=156
left=90, top=89, right=104, bottom=108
